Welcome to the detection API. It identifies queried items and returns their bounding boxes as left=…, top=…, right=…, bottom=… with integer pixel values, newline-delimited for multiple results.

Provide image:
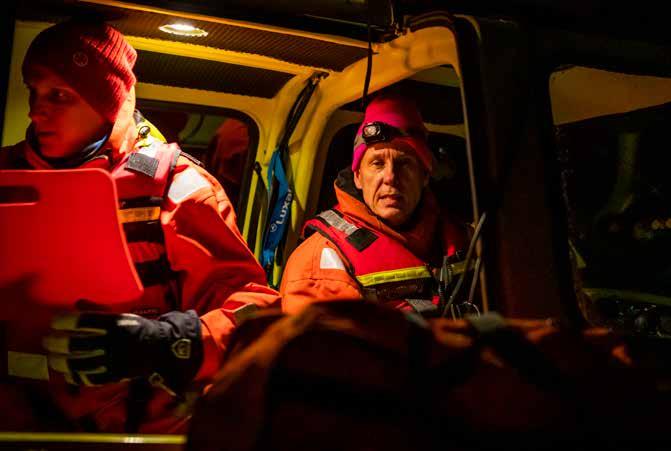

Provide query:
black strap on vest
left=122, top=220, right=164, bottom=244
left=118, top=144, right=181, bottom=432
left=405, top=298, right=439, bottom=316
left=134, top=256, right=175, bottom=287
left=118, top=144, right=182, bottom=290
left=310, top=209, right=378, bottom=252
left=119, top=196, right=178, bottom=289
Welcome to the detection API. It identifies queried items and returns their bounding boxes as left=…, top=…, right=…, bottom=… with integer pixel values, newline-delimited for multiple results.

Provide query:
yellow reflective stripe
left=7, top=351, right=49, bottom=380
left=118, top=206, right=161, bottom=223
left=0, top=432, right=186, bottom=444
left=356, top=266, right=432, bottom=287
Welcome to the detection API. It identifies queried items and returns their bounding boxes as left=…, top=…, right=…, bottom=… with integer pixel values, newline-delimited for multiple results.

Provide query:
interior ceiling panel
left=16, top=1, right=370, bottom=71
left=135, top=50, right=293, bottom=98
left=342, top=80, right=464, bottom=125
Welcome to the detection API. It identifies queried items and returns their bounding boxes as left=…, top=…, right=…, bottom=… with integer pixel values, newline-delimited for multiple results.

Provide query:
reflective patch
left=168, top=167, right=210, bottom=204
left=320, top=248, right=346, bottom=271
left=221, top=301, right=259, bottom=325
left=318, top=210, right=359, bottom=236
left=118, top=206, right=161, bottom=224
left=117, top=318, right=141, bottom=327
left=8, top=351, right=49, bottom=380
left=138, top=143, right=158, bottom=158
left=356, top=266, right=432, bottom=287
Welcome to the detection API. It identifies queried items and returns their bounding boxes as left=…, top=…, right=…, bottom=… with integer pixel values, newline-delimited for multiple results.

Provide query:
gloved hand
left=42, top=310, right=203, bottom=393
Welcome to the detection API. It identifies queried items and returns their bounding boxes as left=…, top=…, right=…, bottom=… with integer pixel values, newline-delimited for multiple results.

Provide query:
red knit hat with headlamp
left=352, top=93, right=432, bottom=172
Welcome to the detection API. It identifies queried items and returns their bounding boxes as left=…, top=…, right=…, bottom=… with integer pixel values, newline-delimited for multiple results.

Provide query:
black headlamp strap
left=362, top=0, right=373, bottom=110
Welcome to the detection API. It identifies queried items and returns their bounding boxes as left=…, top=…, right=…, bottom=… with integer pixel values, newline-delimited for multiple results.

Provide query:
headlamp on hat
left=355, top=121, right=409, bottom=148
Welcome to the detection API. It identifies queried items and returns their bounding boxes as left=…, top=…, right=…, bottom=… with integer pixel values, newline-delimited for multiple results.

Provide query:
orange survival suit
left=280, top=169, right=466, bottom=315
left=0, top=97, right=279, bottom=433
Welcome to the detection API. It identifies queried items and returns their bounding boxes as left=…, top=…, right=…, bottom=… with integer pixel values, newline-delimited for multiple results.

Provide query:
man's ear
left=423, top=169, right=430, bottom=188
left=353, top=169, right=363, bottom=190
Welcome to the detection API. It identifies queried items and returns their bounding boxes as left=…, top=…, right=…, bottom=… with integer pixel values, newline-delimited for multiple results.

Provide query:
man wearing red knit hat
left=0, top=19, right=279, bottom=433
left=280, top=92, right=467, bottom=315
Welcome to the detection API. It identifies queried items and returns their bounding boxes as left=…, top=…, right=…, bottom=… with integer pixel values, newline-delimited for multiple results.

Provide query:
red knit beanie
left=22, top=20, right=137, bottom=125
left=352, top=93, right=432, bottom=172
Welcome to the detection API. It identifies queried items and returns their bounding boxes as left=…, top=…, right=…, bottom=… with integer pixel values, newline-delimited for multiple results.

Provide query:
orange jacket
left=0, top=100, right=279, bottom=432
left=280, top=172, right=466, bottom=315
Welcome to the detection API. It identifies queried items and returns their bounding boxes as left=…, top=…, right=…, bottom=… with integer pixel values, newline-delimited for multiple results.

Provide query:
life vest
left=113, top=139, right=182, bottom=317
left=4, top=137, right=182, bottom=383
left=303, top=208, right=436, bottom=308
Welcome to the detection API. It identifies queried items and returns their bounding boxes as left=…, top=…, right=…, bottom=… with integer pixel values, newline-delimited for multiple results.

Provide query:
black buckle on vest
left=134, top=256, right=177, bottom=287
left=406, top=298, right=439, bottom=316
left=346, top=228, right=377, bottom=251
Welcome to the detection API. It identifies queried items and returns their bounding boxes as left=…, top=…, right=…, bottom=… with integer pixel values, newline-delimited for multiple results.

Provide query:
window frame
left=136, top=98, right=260, bottom=229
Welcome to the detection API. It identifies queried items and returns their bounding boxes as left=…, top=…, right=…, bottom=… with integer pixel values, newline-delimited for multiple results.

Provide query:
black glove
left=42, top=310, right=203, bottom=393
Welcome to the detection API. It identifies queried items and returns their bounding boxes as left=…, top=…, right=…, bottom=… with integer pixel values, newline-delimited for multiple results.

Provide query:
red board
left=0, top=169, right=143, bottom=309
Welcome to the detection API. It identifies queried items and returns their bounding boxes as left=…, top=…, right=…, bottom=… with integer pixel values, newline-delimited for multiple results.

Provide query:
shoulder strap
left=115, top=143, right=181, bottom=290
left=114, top=142, right=181, bottom=202
left=304, top=209, right=378, bottom=252
left=116, top=142, right=180, bottom=232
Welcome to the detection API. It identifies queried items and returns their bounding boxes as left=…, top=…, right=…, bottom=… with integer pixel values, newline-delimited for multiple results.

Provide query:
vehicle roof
left=15, top=0, right=671, bottom=45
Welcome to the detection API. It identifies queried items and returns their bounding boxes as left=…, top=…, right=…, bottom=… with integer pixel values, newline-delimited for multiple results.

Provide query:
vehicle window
left=137, top=100, right=259, bottom=217
left=317, top=122, right=358, bottom=213
left=550, top=66, right=671, bottom=335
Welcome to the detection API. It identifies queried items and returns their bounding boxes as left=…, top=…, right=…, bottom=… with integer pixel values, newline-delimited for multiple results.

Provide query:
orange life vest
left=303, top=208, right=436, bottom=306
left=4, top=142, right=181, bottom=382
left=113, top=142, right=182, bottom=317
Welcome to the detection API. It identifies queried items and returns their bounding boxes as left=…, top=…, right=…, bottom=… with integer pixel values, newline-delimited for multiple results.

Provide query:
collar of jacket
left=25, top=124, right=111, bottom=169
left=333, top=168, right=440, bottom=262
left=20, top=139, right=112, bottom=170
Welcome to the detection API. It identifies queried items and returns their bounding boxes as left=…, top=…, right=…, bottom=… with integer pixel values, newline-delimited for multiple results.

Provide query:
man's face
left=25, top=66, right=108, bottom=159
left=354, top=143, right=429, bottom=227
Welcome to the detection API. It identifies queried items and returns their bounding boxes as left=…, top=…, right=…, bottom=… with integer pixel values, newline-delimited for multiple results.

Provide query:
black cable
left=362, top=0, right=373, bottom=109
left=279, top=75, right=321, bottom=152
left=441, top=212, right=487, bottom=317
left=467, top=256, right=483, bottom=305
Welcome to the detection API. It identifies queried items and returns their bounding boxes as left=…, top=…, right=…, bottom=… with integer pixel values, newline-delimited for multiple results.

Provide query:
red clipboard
left=0, top=169, right=144, bottom=309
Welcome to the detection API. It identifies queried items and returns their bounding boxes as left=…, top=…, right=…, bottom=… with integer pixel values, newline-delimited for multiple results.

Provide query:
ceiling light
left=159, top=23, right=208, bottom=37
